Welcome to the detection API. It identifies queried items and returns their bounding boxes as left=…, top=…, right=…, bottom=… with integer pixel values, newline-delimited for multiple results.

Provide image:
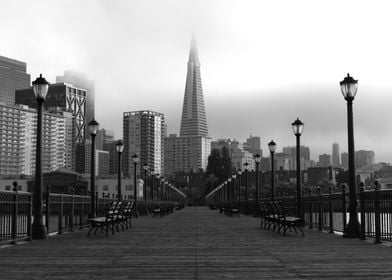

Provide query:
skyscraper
left=332, top=143, right=340, bottom=167
left=56, top=71, right=95, bottom=140
left=0, top=55, right=30, bottom=105
left=244, top=135, right=262, bottom=157
left=123, top=110, right=165, bottom=177
left=180, top=36, right=208, bottom=137
left=164, top=37, right=211, bottom=175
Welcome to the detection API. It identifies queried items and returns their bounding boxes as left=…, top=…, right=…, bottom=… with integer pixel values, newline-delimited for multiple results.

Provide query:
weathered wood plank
left=1, top=207, right=392, bottom=279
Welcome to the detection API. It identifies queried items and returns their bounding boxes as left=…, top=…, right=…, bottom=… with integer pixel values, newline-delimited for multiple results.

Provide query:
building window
left=125, top=185, right=132, bottom=191
left=5, top=185, right=11, bottom=191
left=103, top=185, right=109, bottom=191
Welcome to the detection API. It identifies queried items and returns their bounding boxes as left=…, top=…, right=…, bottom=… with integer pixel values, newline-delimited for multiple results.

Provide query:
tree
left=220, top=146, right=232, bottom=182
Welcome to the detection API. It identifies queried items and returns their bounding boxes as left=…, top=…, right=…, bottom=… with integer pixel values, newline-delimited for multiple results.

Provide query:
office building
left=341, top=152, right=349, bottom=170
left=332, top=143, right=340, bottom=167
left=0, top=55, right=30, bottom=105
left=16, top=82, right=86, bottom=144
left=0, top=103, right=74, bottom=176
left=356, top=150, right=375, bottom=170
left=123, top=110, right=165, bottom=177
left=318, top=154, right=332, bottom=167
left=56, top=71, right=95, bottom=140
left=244, top=135, right=262, bottom=157
left=211, top=139, right=255, bottom=171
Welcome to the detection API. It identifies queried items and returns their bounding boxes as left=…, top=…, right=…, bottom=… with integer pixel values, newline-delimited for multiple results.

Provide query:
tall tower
left=332, top=143, right=340, bottom=167
left=164, top=37, right=211, bottom=175
left=180, top=37, right=208, bottom=137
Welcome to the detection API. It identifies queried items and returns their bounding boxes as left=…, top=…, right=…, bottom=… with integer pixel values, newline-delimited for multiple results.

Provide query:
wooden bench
left=87, top=201, right=134, bottom=237
left=258, top=201, right=304, bottom=236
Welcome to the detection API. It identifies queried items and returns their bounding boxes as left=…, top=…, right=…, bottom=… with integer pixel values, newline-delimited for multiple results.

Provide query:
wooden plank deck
left=1, top=206, right=392, bottom=279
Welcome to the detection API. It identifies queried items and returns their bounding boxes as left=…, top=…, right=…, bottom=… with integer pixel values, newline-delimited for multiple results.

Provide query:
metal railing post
left=309, top=188, right=313, bottom=229
left=318, top=186, right=322, bottom=231
left=11, top=183, right=18, bottom=244
left=342, top=184, right=347, bottom=230
left=374, top=181, right=381, bottom=244
left=58, top=194, right=63, bottom=235
left=45, top=186, right=50, bottom=234
left=70, top=189, right=75, bottom=232
left=359, top=184, right=366, bottom=240
left=329, top=186, right=334, bottom=234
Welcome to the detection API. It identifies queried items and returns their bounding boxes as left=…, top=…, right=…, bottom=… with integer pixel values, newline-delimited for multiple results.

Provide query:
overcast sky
left=1, top=0, right=392, bottom=162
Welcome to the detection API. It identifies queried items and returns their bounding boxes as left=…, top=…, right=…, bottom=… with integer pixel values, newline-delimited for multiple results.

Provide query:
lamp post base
left=343, top=221, right=360, bottom=238
left=31, top=223, right=47, bottom=240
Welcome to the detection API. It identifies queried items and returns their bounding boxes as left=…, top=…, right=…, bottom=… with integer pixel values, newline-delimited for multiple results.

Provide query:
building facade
left=244, top=135, right=262, bottom=157
left=123, top=110, right=165, bottom=177
left=0, top=103, right=74, bottom=176
left=332, top=143, right=340, bottom=167
left=318, top=154, right=332, bottom=167
left=0, top=55, right=30, bottom=105
left=16, top=82, right=86, bottom=144
left=56, top=71, right=95, bottom=140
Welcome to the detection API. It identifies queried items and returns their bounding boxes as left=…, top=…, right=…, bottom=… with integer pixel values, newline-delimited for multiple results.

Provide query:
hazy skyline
left=1, top=0, right=392, bottom=162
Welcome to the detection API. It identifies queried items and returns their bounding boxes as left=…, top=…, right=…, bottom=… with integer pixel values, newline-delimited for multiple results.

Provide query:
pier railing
left=213, top=186, right=392, bottom=242
left=0, top=188, right=181, bottom=245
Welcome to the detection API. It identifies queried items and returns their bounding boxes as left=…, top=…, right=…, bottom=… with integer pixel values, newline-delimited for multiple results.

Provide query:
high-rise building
left=123, top=110, right=165, bottom=177
left=318, top=154, right=332, bottom=167
left=164, top=37, right=211, bottom=175
left=15, top=82, right=86, bottom=144
left=211, top=139, right=255, bottom=171
left=332, top=143, right=340, bottom=167
left=244, top=135, right=262, bottom=157
left=356, top=150, right=375, bottom=170
left=0, top=55, right=30, bottom=105
left=180, top=36, right=208, bottom=137
left=341, top=152, right=349, bottom=170
left=56, top=71, right=95, bottom=140
left=0, top=103, right=73, bottom=176
left=96, top=150, right=109, bottom=176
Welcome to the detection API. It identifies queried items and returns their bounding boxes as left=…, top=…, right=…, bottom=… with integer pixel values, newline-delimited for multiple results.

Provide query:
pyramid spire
left=180, top=36, right=208, bottom=137
left=188, top=35, right=199, bottom=64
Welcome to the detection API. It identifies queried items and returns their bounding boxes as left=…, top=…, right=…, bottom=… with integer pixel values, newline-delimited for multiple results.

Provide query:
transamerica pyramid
left=179, top=36, right=208, bottom=137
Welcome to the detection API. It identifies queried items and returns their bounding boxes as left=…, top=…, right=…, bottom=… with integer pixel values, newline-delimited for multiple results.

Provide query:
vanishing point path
left=1, top=207, right=392, bottom=279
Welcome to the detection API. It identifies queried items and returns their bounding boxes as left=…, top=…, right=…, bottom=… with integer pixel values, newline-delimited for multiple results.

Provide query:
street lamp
left=231, top=173, right=236, bottom=205
left=237, top=170, right=242, bottom=208
left=143, top=163, right=148, bottom=202
left=132, top=154, right=139, bottom=217
left=244, top=162, right=249, bottom=214
left=292, top=117, right=304, bottom=218
left=115, top=140, right=124, bottom=201
left=88, top=119, right=99, bottom=218
left=268, top=140, right=277, bottom=201
left=227, top=178, right=232, bottom=201
left=31, top=74, right=49, bottom=239
left=254, top=154, right=261, bottom=202
left=340, top=73, right=360, bottom=238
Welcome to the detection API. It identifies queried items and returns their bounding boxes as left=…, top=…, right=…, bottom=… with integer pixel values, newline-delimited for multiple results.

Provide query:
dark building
left=0, top=55, right=30, bottom=105
left=75, top=140, right=91, bottom=174
left=15, top=83, right=86, bottom=144
left=306, top=167, right=330, bottom=186
left=27, top=167, right=89, bottom=195
left=56, top=71, right=95, bottom=140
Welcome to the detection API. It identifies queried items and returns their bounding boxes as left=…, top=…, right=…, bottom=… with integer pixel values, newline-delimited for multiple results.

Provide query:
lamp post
left=87, top=119, right=99, bottom=219
left=254, top=154, right=261, bottom=202
left=115, top=140, right=124, bottom=201
left=132, top=154, right=139, bottom=217
left=227, top=178, right=232, bottom=202
left=231, top=173, right=236, bottom=205
left=244, top=162, right=249, bottom=214
left=237, top=170, right=242, bottom=208
left=31, top=74, right=49, bottom=239
left=268, top=140, right=277, bottom=201
left=143, top=164, right=148, bottom=202
left=340, top=73, right=360, bottom=238
left=292, top=118, right=304, bottom=218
